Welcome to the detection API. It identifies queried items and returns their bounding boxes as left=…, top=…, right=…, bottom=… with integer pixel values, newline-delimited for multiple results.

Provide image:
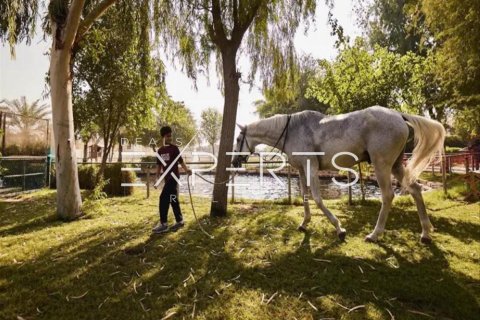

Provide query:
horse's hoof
left=420, top=236, right=432, bottom=244
left=298, top=225, right=307, bottom=232
left=338, top=231, right=346, bottom=242
left=365, top=235, right=377, bottom=243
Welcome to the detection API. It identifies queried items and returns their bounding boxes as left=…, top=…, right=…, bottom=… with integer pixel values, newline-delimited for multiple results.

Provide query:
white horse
left=232, top=106, right=445, bottom=243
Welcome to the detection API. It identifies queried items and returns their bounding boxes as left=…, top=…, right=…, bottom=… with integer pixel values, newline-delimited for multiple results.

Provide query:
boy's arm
left=177, top=147, right=191, bottom=175
left=156, top=164, right=162, bottom=180
left=181, top=161, right=192, bottom=175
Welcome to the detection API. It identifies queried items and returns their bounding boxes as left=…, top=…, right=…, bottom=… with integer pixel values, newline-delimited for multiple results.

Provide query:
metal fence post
left=287, top=164, right=292, bottom=205
left=442, top=154, right=447, bottom=195
left=146, top=165, right=150, bottom=198
left=1, top=112, right=6, bottom=156
left=46, top=152, right=51, bottom=188
left=230, top=174, right=235, bottom=204
left=22, top=159, right=26, bottom=191
left=347, top=171, right=352, bottom=205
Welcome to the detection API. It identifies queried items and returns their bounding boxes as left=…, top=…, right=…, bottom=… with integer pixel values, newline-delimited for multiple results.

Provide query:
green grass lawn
left=0, top=180, right=479, bottom=319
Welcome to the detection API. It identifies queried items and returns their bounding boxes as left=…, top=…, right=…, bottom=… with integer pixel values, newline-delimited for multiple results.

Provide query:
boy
left=152, top=126, right=192, bottom=234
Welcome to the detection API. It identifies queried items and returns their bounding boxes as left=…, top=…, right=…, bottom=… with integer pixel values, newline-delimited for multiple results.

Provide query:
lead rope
left=186, top=174, right=215, bottom=239
left=194, top=171, right=237, bottom=185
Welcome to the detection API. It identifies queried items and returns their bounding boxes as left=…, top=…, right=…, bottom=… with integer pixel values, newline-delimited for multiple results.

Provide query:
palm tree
left=1, top=96, right=50, bottom=143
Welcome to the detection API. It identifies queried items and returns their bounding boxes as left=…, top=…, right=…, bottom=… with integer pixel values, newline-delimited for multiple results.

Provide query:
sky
left=0, top=0, right=360, bottom=127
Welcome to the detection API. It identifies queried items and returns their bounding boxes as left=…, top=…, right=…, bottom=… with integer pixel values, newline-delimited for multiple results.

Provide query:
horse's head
left=231, top=124, right=253, bottom=168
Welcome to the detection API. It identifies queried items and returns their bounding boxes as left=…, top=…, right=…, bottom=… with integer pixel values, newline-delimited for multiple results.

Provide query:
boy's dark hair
left=160, top=126, right=172, bottom=137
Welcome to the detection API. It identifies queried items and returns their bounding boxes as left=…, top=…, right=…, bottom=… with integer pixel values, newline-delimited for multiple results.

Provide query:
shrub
left=140, top=156, right=157, bottom=173
left=78, top=165, right=98, bottom=190
left=140, top=155, right=157, bottom=163
left=102, top=163, right=136, bottom=196
left=4, top=144, right=21, bottom=156
left=50, top=163, right=136, bottom=197
left=445, top=146, right=462, bottom=153
left=3, top=142, right=47, bottom=156
left=50, top=164, right=99, bottom=190
left=445, top=135, right=467, bottom=148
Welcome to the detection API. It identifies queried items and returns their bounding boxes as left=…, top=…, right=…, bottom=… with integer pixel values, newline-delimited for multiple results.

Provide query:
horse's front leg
left=298, top=168, right=311, bottom=232
left=309, top=167, right=346, bottom=241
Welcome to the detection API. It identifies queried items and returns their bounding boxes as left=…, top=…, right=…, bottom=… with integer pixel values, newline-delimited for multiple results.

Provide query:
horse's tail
left=401, top=113, right=446, bottom=187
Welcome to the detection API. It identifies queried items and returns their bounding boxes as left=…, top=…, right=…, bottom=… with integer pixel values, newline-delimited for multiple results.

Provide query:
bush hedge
left=445, top=135, right=467, bottom=148
left=50, top=163, right=136, bottom=197
left=3, top=142, right=48, bottom=156
left=102, top=163, right=136, bottom=196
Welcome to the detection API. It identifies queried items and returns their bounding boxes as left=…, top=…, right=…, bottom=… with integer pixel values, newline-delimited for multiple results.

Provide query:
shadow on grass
left=0, top=194, right=479, bottom=320
left=0, top=191, right=59, bottom=237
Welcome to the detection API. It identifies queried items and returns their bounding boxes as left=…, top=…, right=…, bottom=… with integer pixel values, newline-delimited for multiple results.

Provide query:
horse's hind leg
left=298, top=167, right=312, bottom=231
left=309, top=166, right=346, bottom=240
left=366, top=163, right=395, bottom=242
left=392, top=163, right=434, bottom=244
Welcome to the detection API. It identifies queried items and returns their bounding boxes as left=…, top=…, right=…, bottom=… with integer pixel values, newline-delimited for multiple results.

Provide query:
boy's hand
left=186, top=169, right=192, bottom=176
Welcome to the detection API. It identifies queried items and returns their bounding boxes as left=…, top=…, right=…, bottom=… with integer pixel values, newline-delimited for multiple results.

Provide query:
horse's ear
left=236, top=123, right=245, bottom=131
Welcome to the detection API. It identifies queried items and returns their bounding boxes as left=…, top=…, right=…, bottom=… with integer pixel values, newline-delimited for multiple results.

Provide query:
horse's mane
left=249, top=110, right=324, bottom=136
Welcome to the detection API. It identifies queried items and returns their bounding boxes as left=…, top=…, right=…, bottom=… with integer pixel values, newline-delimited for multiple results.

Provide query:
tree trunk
left=98, top=136, right=111, bottom=181
left=210, top=47, right=240, bottom=217
left=109, top=140, right=115, bottom=162
left=50, top=44, right=83, bottom=220
left=211, top=143, right=215, bottom=155
left=118, top=134, right=123, bottom=162
left=83, top=139, right=88, bottom=163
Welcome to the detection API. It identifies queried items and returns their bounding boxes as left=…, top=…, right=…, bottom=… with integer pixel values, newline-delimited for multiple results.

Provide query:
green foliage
left=158, top=99, right=197, bottom=146
left=355, top=0, right=479, bottom=137
left=453, top=107, right=480, bottom=140
left=153, top=0, right=316, bottom=88
left=445, top=147, right=462, bottom=153
left=140, top=98, right=198, bottom=149
left=200, top=107, right=222, bottom=152
left=73, top=3, right=163, bottom=168
left=47, top=0, right=69, bottom=26
left=0, top=0, right=39, bottom=56
left=420, top=0, right=480, bottom=138
left=306, top=38, right=445, bottom=119
left=88, top=177, right=108, bottom=200
left=355, top=0, right=431, bottom=55
left=422, top=0, right=480, bottom=101
left=255, top=55, right=328, bottom=118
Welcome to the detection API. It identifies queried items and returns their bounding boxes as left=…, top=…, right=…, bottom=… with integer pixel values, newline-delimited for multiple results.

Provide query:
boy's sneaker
left=170, top=221, right=185, bottom=231
left=152, top=223, right=169, bottom=234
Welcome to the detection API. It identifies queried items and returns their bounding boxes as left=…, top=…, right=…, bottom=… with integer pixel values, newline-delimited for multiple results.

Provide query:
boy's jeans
left=159, top=178, right=183, bottom=224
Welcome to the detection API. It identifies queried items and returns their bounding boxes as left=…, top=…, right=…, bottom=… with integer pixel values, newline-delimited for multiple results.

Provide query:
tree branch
left=231, top=0, right=261, bottom=48
left=64, top=0, right=86, bottom=50
left=77, top=0, right=118, bottom=41
left=211, top=0, right=227, bottom=45
left=233, top=0, right=239, bottom=27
